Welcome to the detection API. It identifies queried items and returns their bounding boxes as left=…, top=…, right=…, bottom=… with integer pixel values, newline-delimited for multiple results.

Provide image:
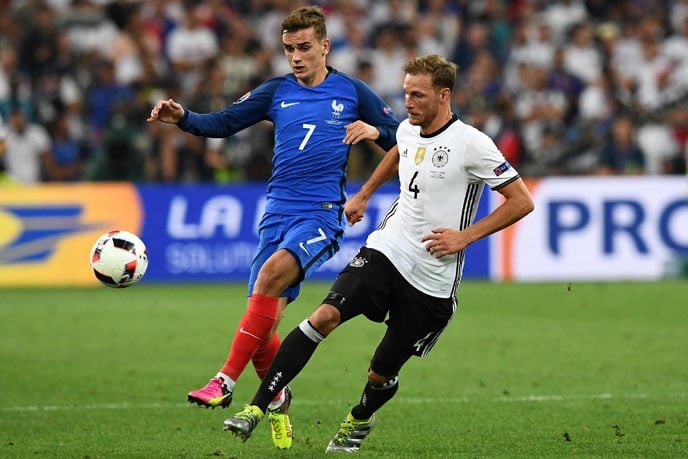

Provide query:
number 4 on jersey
left=408, top=171, right=420, bottom=199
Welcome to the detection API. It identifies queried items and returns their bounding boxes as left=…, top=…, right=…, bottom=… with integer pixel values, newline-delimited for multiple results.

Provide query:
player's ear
left=439, top=88, right=450, bottom=102
left=322, top=38, right=330, bottom=56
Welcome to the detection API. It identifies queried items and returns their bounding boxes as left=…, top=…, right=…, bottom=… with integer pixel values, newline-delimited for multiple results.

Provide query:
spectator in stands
left=165, top=2, right=219, bottom=97
left=44, top=109, right=86, bottom=182
left=322, top=0, right=371, bottom=60
left=633, top=27, right=683, bottom=174
left=86, top=59, right=134, bottom=148
left=88, top=102, right=144, bottom=182
left=548, top=47, right=586, bottom=125
left=3, top=106, right=51, bottom=184
left=414, top=0, right=461, bottom=58
left=217, top=34, right=265, bottom=99
left=368, top=23, right=408, bottom=114
left=31, top=29, right=83, bottom=129
left=563, top=22, right=603, bottom=85
left=453, top=20, right=494, bottom=73
left=327, top=12, right=370, bottom=76
left=513, top=63, right=568, bottom=168
left=0, top=112, right=7, bottom=181
left=108, top=3, right=159, bottom=87
left=0, top=49, right=33, bottom=120
left=2, top=0, right=688, bottom=181
left=16, top=3, right=58, bottom=88
left=59, top=0, right=119, bottom=57
left=542, top=0, right=589, bottom=44
left=596, top=115, right=646, bottom=175
left=463, top=96, right=523, bottom=168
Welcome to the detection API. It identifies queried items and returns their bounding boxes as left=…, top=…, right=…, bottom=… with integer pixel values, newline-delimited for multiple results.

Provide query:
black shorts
left=321, top=247, right=456, bottom=377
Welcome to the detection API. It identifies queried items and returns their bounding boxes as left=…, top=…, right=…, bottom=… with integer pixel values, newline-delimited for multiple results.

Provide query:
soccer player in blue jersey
left=147, top=5, right=398, bottom=449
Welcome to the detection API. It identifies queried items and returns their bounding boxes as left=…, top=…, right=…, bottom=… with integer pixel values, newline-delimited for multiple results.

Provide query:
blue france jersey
left=177, top=68, right=399, bottom=215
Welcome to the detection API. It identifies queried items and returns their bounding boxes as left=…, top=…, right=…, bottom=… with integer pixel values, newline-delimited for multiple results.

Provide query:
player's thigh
left=247, top=214, right=288, bottom=296
left=322, top=247, right=397, bottom=324
left=250, top=213, right=343, bottom=301
left=279, top=215, right=343, bottom=281
left=370, top=282, right=455, bottom=376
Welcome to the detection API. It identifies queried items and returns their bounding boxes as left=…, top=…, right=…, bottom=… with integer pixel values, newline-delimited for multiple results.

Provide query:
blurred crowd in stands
left=0, top=0, right=687, bottom=185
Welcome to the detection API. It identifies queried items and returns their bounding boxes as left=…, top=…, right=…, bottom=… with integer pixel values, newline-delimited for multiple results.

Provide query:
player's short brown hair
left=281, top=6, right=327, bottom=40
left=403, top=55, right=457, bottom=92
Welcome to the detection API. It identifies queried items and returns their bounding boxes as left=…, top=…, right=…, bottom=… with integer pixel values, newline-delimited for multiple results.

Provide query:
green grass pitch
left=1, top=281, right=687, bottom=458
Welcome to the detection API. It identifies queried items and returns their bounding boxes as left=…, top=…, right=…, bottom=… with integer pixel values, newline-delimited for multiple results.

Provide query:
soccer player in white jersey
left=223, top=54, right=534, bottom=452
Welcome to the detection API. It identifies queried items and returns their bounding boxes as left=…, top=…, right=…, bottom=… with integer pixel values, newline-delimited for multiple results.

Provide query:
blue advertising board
left=138, top=182, right=490, bottom=283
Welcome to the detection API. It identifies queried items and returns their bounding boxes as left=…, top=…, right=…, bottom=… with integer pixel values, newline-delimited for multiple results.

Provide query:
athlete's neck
left=420, top=111, right=456, bottom=136
left=297, top=67, right=330, bottom=87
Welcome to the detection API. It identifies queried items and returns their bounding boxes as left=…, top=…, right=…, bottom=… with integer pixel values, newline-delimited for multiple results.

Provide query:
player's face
left=282, top=27, right=330, bottom=87
left=403, top=72, right=447, bottom=134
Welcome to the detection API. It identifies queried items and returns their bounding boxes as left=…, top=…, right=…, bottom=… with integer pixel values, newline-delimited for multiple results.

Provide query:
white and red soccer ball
left=89, top=230, right=148, bottom=288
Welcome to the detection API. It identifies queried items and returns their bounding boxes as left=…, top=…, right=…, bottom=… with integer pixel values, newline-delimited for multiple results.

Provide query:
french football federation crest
left=331, top=99, right=344, bottom=118
left=414, top=147, right=426, bottom=165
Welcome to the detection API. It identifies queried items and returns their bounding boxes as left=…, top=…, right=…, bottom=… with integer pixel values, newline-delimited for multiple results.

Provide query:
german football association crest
left=432, top=146, right=450, bottom=167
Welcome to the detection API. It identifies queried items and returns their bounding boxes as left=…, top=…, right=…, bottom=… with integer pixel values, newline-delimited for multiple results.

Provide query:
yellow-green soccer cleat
left=223, top=405, right=264, bottom=442
left=268, top=386, right=293, bottom=449
left=325, top=412, right=375, bottom=453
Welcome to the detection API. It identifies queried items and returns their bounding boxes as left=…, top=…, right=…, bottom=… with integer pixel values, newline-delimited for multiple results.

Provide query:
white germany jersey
left=366, top=115, right=520, bottom=298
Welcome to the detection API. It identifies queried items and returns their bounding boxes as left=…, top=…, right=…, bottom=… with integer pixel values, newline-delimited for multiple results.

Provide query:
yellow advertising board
left=0, top=183, right=142, bottom=287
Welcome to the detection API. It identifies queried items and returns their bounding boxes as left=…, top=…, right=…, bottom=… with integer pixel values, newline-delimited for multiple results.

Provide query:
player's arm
left=146, top=79, right=280, bottom=138
left=349, top=78, right=399, bottom=151
left=344, top=145, right=399, bottom=226
left=422, top=178, right=534, bottom=258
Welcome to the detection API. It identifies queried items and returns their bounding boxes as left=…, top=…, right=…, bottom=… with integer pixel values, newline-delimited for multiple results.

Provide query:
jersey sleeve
left=350, top=78, right=399, bottom=151
left=464, top=129, right=520, bottom=190
left=176, top=77, right=283, bottom=138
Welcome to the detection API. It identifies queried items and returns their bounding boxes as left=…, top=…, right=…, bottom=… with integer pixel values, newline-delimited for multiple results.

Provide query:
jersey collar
left=420, top=113, right=459, bottom=138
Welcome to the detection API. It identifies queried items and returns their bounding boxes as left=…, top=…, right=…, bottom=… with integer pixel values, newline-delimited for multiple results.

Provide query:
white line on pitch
left=2, top=392, right=686, bottom=413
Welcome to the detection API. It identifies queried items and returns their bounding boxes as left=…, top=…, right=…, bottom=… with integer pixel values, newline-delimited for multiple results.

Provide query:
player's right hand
left=344, top=192, right=368, bottom=226
left=147, top=98, right=184, bottom=124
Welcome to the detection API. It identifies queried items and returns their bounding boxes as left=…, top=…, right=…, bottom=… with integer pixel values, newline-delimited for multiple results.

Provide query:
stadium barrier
left=1, top=177, right=686, bottom=287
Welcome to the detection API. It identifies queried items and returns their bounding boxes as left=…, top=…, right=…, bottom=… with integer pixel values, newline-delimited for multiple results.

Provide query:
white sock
left=216, top=372, right=235, bottom=391
left=267, top=388, right=285, bottom=411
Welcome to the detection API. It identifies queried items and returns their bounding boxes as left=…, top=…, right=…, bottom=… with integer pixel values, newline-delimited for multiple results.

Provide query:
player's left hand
left=421, top=228, right=470, bottom=258
left=343, top=121, right=379, bottom=145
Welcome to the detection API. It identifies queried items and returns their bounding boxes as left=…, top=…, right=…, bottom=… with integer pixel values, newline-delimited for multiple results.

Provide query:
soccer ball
left=89, top=230, right=149, bottom=288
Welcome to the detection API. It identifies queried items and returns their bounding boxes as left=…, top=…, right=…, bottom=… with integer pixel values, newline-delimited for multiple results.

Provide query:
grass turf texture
left=0, top=281, right=686, bottom=458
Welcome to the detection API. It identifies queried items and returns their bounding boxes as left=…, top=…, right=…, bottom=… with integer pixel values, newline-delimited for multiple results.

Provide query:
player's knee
left=254, top=250, right=300, bottom=294
left=255, top=267, right=298, bottom=295
left=367, top=369, right=397, bottom=387
left=308, top=304, right=341, bottom=336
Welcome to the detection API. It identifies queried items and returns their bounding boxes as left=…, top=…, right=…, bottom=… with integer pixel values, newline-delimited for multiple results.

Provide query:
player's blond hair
left=281, top=6, right=327, bottom=40
left=403, top=55, right=457, bottom=92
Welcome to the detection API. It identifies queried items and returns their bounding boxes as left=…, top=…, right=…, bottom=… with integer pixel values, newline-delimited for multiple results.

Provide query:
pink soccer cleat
left=188, top=377, right=233, bottom=409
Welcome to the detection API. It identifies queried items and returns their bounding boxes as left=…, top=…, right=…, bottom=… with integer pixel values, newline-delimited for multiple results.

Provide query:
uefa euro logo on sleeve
left=493, top=161, right=511, bottom=177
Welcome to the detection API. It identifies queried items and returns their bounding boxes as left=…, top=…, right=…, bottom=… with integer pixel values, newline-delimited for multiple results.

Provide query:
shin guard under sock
left=220, top=294, right=278, bottom=380
left=252, top=319, right=324, bottom=411
left=351, top=376, right=399, bottom=420
left=252, top=332, right=281, bottom=380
